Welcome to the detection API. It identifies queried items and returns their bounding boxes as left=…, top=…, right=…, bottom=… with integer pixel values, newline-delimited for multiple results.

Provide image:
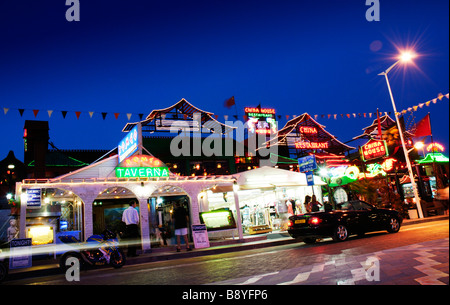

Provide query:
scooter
left=59, top=230, right=126, bottom=272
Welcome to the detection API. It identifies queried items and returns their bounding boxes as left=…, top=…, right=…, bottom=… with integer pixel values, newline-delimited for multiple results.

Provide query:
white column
left=138, top=197, right=151, bottom=252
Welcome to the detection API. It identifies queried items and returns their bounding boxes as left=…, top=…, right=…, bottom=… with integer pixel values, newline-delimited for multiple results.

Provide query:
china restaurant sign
left=115, top=155, right=170, bottom=178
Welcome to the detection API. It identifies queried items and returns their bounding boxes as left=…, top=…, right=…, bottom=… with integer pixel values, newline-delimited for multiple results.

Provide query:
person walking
left=172, top=202, right=192, bottom=252
left=122, top=200, right=140, bottom=257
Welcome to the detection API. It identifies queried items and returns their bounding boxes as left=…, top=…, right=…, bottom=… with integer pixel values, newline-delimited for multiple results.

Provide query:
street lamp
left=378, top=50, right=424, bottom=218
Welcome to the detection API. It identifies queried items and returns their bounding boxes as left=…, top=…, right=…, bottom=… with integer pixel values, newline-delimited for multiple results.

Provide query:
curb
left=4, top=215, right=448, bottom=282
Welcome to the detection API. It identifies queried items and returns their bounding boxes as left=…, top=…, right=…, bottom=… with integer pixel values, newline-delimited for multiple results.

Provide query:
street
left=4, top=220, right=448, bottom=286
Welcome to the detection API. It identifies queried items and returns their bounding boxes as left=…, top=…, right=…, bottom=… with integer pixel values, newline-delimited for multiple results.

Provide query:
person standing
left=172, top=202, right=192, bottom=252
left=310, top=195, right=323, bottom=212
left=122, top=200, right=140, bottom=257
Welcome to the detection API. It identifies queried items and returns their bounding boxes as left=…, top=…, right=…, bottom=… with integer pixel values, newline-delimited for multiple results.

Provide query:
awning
left=234, top=166, right=326, bottom=190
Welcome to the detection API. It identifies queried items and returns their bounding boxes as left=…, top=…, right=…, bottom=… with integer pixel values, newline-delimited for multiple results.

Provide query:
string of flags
left=396, top=93, right=449, bottom=116
left=1, top=93, right=447, bottom=122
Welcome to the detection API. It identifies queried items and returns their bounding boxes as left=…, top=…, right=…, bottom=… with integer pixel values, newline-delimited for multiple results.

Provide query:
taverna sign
left=115, top=155, right=170, bottom=178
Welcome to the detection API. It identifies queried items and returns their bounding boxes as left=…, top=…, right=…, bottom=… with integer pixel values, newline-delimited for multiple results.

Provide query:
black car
left=287, top=200, right=402, bottom=243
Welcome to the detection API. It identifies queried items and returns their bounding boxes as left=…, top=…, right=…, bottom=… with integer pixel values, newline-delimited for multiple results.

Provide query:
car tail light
left=287, top=220, right=293, bottom=227
left=308, top=217, right=322, bottom=225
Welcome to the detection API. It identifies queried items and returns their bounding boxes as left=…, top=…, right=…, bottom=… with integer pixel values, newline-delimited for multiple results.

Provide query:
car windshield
left=337, top=202, right=354, bottom=211
left=336, top=201, right=373, bottom=211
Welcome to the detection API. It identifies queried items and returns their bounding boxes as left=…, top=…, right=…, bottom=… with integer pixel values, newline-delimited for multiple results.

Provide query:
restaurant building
left=13, top=99, right=325, bottom=252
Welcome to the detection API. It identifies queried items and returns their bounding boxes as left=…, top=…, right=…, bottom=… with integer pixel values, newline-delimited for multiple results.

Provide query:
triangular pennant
left=285, top=115, right=289, bottom=120
left=419, top=103, right=424, bottom=108
left=101, top=112, right=107, bottom=120
left=445, top=93, right=449, bottom=99
left=3, top=108, right=9, bottom=115
left=437, top=93, right=444, bottom=100
left=32, top=109, right=39, bottom=117
left=413, top=106, right=418, bottom=111
left=138, top=113, right=144, bottom=120
left=18, top=109, right=25, bottom=117
left=75, top=111, right=81, bottom=119
left=346, top=114, right=350, bottom=118
left=333, top=114, right=337, bottom=120
left=126, top=113, right=132, bottom=120
left=224, top=115, right=228, bottom=120
left=47, top=110, right=53, bottom=118
left=425, top=101, right=431, bottom=106
left=431, top=98, right=437, bottom=104
left=114, top=113, right=120, bottom=120
left=61, top=111, right=68, bottom=119
left=327, top=114, right=331, bottom=119
left=89, top=111, right=94, bottom=118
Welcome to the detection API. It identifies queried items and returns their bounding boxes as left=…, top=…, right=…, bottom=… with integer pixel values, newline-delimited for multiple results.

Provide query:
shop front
left=199, top=167, right=326, bottom=237
left=16, top=154, right=235, bottom=252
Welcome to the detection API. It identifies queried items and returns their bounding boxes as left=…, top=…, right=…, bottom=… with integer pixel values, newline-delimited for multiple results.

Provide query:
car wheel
left=332, top=224, right=348, bottom=242
left=387, top=217, right=401, bottom=233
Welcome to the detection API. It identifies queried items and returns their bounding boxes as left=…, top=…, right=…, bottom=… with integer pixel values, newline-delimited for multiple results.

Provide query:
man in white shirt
left=122, top=201, right=140, bottom=257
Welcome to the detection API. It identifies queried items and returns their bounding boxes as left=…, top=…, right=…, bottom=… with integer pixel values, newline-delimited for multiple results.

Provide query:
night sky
left=0, top=0, right=448, bottom=163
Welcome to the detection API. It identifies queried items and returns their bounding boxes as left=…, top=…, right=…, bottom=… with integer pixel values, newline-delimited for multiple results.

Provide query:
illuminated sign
left=245, top=107, right=277, bottom=134
left=118, top=124, right=141, bottom=163
left=381, top=158, right=397, bottom=172
left=121, top=155, right=164, bottom=167
left=360, top=139, right=388, bottom=161
left=294, top=141, right=329, bottom=150
left=426, top=143, right=445, bottom=152
left=115, top=167, right=169, bottom=178
left=244, top=107, right=275, bottom=114
left=299, top=126, right=318, bottom=134
left=116, top=154, right=169, bottom=178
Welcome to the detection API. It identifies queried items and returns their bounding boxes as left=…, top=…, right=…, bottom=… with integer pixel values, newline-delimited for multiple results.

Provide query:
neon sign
left=118, top=124, right=141, bottom=163
left=116, top=154, right=169, bottom=178
left=244, top=107, right=275, bottom=114
left=299, top=126, right=318, bottom=134
left=294, top=141, right=329, bottom=149
left=115, top=167, right=169, bottom=178
left=360, top=139, right=388, bottom=161
left=245, top=107, right=277, bottom=134
left=426, top=143, right=445, bottom=152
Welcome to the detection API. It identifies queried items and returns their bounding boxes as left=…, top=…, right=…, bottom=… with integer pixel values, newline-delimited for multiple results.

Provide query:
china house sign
left=360, top=139, right=389, bottom=161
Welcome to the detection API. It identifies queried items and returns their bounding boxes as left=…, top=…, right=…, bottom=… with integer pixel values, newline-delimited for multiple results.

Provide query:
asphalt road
left=4, top=220, right=449, bottom=286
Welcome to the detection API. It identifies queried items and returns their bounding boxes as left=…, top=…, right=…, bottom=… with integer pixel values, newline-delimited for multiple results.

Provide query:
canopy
left=416, top=153, right=449, bottom=164
left=234, top=166, right=326, bottom=190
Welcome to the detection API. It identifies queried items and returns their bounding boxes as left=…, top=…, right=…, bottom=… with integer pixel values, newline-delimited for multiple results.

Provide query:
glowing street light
left=378, top=49, right=424, bottom=218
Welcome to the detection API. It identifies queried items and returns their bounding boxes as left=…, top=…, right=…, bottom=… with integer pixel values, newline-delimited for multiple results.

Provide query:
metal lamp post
left=378, top=51, right=424, bottom=218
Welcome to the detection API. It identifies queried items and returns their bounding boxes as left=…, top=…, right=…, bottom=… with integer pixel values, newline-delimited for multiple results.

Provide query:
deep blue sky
left=0, top=0, right=448, bottom=163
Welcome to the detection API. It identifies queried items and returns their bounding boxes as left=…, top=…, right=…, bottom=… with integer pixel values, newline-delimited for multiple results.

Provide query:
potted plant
left=8, top=198, right=20, bottom=216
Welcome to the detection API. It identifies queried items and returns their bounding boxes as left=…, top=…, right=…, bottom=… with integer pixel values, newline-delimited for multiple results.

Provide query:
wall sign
left=115, top=167, right=169, bottom=178
left=294, top=141, right=329, bottom=150
left=115, top=154, right=169, bottom=178
left=118, top=124, right=142, bottom=163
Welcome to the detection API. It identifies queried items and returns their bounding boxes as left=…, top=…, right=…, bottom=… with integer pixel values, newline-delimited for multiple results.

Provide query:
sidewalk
left=5, top=215, right=449, bottom=282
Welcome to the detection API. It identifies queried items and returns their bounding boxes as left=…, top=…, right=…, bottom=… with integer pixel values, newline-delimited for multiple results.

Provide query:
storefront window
left=203, top=185, right=322, bottom=234
left=25, top=188, right=83, bottom=244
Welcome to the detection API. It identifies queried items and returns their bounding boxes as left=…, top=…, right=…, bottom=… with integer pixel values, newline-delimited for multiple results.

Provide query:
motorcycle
left=59, top=230, right=126, bottom=272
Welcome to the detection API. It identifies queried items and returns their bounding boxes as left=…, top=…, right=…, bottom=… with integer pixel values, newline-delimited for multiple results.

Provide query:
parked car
left=287, top=200, right=402, bottom=243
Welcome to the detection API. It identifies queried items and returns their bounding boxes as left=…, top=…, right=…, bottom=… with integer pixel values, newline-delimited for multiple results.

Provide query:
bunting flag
left=1, top=92, right=447, bottom=122
left=397, top=93, right=449, bottom=116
